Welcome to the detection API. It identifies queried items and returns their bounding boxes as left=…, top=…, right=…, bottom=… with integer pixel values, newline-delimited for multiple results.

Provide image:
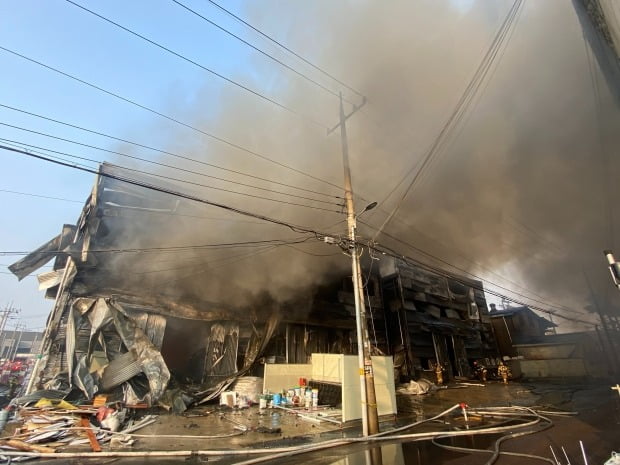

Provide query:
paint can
left=259, top=396, right=267, bottom=409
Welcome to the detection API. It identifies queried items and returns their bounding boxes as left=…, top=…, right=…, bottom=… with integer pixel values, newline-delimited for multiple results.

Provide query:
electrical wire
left=64, top=0, right=328, bottom=129
left=362, top=220, right=595, bottom=321
left=0, top=102, right=342, bottom=200
left=0, top=188, right=82, bottom=204
left=206, top=0, right=363, bottom=99
left=0, top=143, right=337, bottom=238
left=366, top=237, right=596, bottom=326
left=362, top=213, right=590, bottom=321
left=373, top=0, right=524, bottom=240
left=0, top=47, right=344, bottom=192
left=1, top=238, right=315, bottom=257
left=0, top=138, right=343, bottom=212
left=0, top=127, right=342, bottom=207
left=171, top=0, right=359, bottom=105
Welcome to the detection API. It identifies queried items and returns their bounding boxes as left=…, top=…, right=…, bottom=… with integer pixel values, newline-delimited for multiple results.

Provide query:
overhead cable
left=64, top=0, right=327, bottom=129
left=0, top=138, right=343, bottom=212
left=0, top=103, right=341, bottom=200
left=0, top=122, right=342, bottom=207
left=372, top=0, right=524, bottom=240
left=368, top=239, right=596, bottom=326
left=0, top=46, right=343, bottom=192
left=171, top=0, right=359, bottom=105
left=206, top=0, right=364, bottom=99
left=0, top=143, right=336, bottom=237
left=0, top=188, right=82, bottom=204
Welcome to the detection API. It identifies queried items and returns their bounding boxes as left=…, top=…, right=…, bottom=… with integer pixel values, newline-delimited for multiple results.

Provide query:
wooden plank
left=80, top=417, right=102, bottom=452
left=1, top=439, right=56, bottom=453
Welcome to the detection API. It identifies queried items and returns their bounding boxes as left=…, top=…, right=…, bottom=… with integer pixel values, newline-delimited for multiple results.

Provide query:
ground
left=2, top=378, right=619, bottom=464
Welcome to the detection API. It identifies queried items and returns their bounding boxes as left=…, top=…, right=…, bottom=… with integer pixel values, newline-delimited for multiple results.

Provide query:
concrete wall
left=515, top=343, right=577, bottom=360
left=515, top=358, right=586, bottom=378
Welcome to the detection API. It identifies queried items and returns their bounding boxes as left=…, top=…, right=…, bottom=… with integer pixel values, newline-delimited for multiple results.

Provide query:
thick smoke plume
left=108, top=0, right=620, bottom=327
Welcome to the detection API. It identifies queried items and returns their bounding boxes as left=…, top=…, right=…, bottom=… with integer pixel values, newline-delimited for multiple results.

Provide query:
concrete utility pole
left=0, top=305, right=19, bottom=359
left=328, top=93, right=379, bottom=435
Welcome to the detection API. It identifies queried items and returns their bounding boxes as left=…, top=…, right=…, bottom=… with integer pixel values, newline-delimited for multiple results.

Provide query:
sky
left=1, top=0, right=619, bottom=333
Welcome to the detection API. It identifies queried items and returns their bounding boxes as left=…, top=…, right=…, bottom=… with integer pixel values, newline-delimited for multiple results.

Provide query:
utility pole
left=328, top=93, right=379, bottom=435
left=0, top=305, right=19, bottom=359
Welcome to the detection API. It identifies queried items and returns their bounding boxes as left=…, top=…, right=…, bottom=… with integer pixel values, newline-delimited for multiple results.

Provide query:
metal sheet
left=110, top=303, right=170, bottom=401
left=101, top=349, right=141, bottom=390
left=37, top=270, right=64, bottom=291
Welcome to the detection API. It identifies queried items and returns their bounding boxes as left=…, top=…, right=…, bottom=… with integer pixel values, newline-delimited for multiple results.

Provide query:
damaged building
left=9, top=163, right=498, bottom=408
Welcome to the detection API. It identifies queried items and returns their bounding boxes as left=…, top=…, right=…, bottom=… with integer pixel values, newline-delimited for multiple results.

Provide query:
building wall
left=515, top=359, right=587, bottom=378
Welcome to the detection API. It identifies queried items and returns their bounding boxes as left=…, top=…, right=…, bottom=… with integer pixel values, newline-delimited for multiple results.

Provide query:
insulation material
left=204, top=322, right=239, bottom=382
left=37, top=269, right=64, bottom=291
left=65, top=306, right=77, bottom=383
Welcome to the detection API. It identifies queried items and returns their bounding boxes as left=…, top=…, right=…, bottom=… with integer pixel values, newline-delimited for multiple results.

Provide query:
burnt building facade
left=379, top=258, right=496, bottom=380
left=10, top=164, right=498, bottom=405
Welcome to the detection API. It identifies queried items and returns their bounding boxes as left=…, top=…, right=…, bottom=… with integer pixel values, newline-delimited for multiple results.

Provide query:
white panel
left=263, top=363, right=312, bottom=393
left=311, top=353, right=341, bottom=383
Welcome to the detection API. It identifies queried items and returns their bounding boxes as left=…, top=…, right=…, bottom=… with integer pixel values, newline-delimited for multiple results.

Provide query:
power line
left=133, top=237, right=313, bottom=275
left=0, top=188, right=82, bottom=204
left=171, top=0, right=359, bottom=105
left=0, top=46, right=343, bottom=191
left=0, top=137, right=343, bottom=213
left=372, top=0, right=524, bottom=240
left=0, top=102, right=342, bottom=200
left=0, top=122, right=342, bottom=207
left=370, top=242, right=596, bottom=327
left=0, top=187, right=273, bottom=225
left=0, top=143, right=335, bottom=238
left=368, top=209, right=584, bottom=318
left=1, top=238, right=306, bottom=256
left=64, top=0, right=329, bottom=129
left=206, top=0, right=364, bottom=99
left=364, top=223, right=594, bottom=320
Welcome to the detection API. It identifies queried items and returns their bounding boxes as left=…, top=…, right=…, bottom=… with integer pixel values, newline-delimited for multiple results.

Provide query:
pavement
left=3, top=378, right=619, bottom=464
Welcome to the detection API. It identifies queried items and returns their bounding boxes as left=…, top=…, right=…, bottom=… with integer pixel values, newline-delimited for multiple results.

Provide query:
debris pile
left=0, top=392, right=156, bottom=456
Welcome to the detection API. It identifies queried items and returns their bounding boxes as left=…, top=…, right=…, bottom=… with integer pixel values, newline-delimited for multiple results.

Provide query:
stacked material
left=0, top=397, right=156, bottom=456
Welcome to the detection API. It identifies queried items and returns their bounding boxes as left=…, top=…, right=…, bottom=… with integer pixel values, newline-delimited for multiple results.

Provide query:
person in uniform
left=497, top=361, right=510, bottom=384
left=473, top=361, right=487, bottom=382
left=434, top=361, right=444, bottom=385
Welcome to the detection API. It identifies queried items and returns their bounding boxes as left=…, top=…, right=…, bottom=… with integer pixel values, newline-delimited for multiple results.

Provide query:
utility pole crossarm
left=327, top=96, right=367, bottom=135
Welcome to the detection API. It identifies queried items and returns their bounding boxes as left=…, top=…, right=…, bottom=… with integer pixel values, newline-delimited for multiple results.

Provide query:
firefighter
left=473, top=361, right=487, bottom=382
left=434, top=361, right=444, bottom=385
left=497, top=361, right=510, bottom=384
